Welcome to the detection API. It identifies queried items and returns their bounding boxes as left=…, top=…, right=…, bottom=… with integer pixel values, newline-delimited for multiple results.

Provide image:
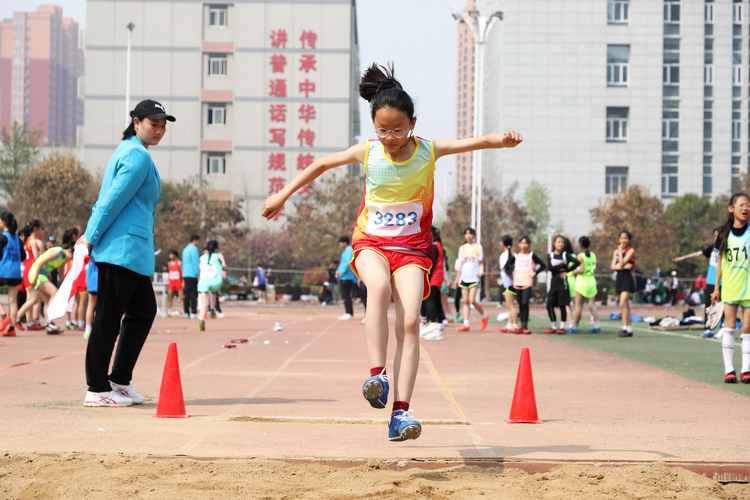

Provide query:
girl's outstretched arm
left=262, top=143, right=367, bottom=220
left=433, top=131, right=522, bottom=160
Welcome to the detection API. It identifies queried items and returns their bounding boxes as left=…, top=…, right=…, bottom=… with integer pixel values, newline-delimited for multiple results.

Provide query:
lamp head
left=126, top=22, right=135, bottom=31
left=468, top=9, right=479, bottom=18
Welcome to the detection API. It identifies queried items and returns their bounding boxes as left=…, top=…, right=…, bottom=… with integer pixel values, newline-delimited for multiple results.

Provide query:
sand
left=2, top=453, right=749, bottom=500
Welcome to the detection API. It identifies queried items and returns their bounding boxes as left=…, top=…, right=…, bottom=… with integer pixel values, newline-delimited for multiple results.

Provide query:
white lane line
left=630, top=325, right=741, bottom=346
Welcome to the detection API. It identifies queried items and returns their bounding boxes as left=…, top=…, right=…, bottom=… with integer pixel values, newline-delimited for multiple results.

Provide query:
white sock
left=85, top=325, right=92, bottom=334
left=66, top=320, right=72, bottom=326
left=482, top=312, right=488, bottom=319
left=463, top=319, right=470, bottom=327
left=626, top=325, right=633, bottom=333
left=594, top=321, right=600, bottom=328
left=78, top=320, right=85, bottom=327
left=742, top=334, right=750, bottom=374
left=723, top=328, right=737, bottom=374
left=550, top=322, right=556, bottom=330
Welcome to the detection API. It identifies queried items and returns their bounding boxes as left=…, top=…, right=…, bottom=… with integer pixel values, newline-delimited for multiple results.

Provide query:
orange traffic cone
left=506, top=347, right=542, bottom=424
left=153, top=342, right=189, bottom=418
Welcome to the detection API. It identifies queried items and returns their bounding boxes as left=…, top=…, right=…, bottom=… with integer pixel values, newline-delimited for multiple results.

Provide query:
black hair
left=63, top=242, right=75, bottom=252
left=122, top=115, right=147, bottom=141
left=62, top=228, right=76, bottom=246
left=359, top=62, right=415, bottom=122
left=519, top=235, right=531, bottom=246
left=463, top=227, right=476, bottom=236
left=0, top=211, right=17, bottom=237
left=169, top=249, right=178, bottom=256
left=190, top=234, right=200, bottom=242
left=717, top=193, right=750, bottom=256
left=619, top=230, right=632, bottom=241
left=579, top=236, right=591, bottom=257
left=338, top=235, right=350, bottom=245
left=430, top=226, right=442, bottom=244
left=206, top=240, right=219, bottom=255
left=562, top=237, right=574, bottom=255
left=19, top=226, right=29, bottom=240
left=26, top=220, right=42, bottom=233
left=501, top=235, right=513, bottom=276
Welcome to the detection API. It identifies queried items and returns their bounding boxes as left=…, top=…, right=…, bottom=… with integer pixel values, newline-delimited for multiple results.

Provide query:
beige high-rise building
left=455, top=0, right=476, bottom=197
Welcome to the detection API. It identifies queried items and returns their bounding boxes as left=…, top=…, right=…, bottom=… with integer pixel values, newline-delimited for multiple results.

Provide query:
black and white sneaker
left=46, top=322, right=63, bottom=335
left=617, top=329, right=633, bottom=337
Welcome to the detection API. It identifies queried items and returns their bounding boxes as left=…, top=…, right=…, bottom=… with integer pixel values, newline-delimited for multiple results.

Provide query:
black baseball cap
left=130, top=99, right=176, bottom=122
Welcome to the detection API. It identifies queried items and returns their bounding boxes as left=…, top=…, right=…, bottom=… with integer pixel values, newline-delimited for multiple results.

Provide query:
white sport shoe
left=189, top=313, right=199, bottom=319
left=109, top=381, right=146, bottom=404
left=83, top=390, right=133, bottom=407
left=216, top=312, right=225, bottom=319
left=360, top=317, right=366, bottom=325
left=423, top=323, right=444, bottom=341
left=338, top=313, right=354, bottom=321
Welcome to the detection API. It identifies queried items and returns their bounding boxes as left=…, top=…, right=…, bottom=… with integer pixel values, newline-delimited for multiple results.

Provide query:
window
left=13, top=28, right=23, bottom=35
left=208, top=56, right=227, bottom=75
left=664, top=65, right=679, bottom=84
left=704, top=121, right=712, bottom=140
left=733, top=121, right=742, bottom=140
left=705, top=4, right=714, bottom=23
left=14, top=38, right=22, bottom=45
left=664, top=3, right=680, bottom=22
left=607, top=45, right=629, bottom=86
left=12, top=67, right=21, bottom=75
left=608, top=0, right=629, bottom=24
left=606, top=167, right=628, bottom=194
left=12, top=107, right=22, bottom=115
left=206, top=155, right=226, bottom=174
left=606, top=107, right=629, bottom=142
left=12, top=87, right=22, bottom=95
left=12, top=57, right=22, bottom=66
left=733, top=65, right=742, bottom=84
left=207, top=106, right=226, bottom=125
left=704, top=65, right=713, bottom=84
left=12, top=77, right=23, bottom=85
left=662, top=156, right=679, bottom=196
left=12, top=97, right=22, bottom=105
left=209, top=7, right=228, bottom=26
left=734, top=4, right=743, bottom=24
left=14, top=17, right=22, bottom=25
left=13, top=48, right=22, bottom=55
left=663, top=112, right=679, bottom=140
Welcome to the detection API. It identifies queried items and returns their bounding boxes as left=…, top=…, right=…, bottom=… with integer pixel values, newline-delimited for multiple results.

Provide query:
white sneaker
left=424, top=324, right=444, bottom=341
left=189, top=313, right=199, bottom=319
left=273, top=322, right=282, bottom=331
left=360, top=317, right=366, bottom=325
left=83, top=390, right=133, bottom=407
left=419, top=323, right=429, bottom=337
left=338, top=313, right=354, bottom=321
left=109, top=382, right=146, bottom=404
left=216, top=312, right=225, bottom=319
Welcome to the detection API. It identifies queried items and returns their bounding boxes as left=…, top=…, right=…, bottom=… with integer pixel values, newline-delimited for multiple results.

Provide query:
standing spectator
left=255, top=264, right=267, bottom=302
left=182, top=235, right=200, bottom=318
left=0, top=212, right=22, bottom=337
left=335, top=235, right=355, bottom=320
left=654, top=266, right=663, bottom=279
left=327, top=260, right=339, bottom=303
left=78, top=98, right=173, bottom=407
left=670, top=271, right=679, bottom=305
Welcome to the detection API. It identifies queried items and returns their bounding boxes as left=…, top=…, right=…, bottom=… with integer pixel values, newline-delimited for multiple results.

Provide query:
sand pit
left=2, top=453, right=749, bottom=500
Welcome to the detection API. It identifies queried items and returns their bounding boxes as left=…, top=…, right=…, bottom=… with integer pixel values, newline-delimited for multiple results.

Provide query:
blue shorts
left=87, top=261, right=99, bottom=294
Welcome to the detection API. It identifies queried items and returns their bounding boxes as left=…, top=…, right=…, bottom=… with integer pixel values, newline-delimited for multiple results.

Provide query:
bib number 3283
left=365, top=201, right=423, bottom=237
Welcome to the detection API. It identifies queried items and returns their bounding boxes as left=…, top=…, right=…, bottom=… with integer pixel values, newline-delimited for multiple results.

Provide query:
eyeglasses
left=374, top=128, right=410, bottom=139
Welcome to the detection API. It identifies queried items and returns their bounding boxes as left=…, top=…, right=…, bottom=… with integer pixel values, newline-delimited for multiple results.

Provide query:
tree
left=666, top=193, right=725, bottom=277
left=153, top=179, right=248, bottom=269
left=442, top=183, right=536, bottom=296
left=589, top=185, right=677, bottom=275
left=0, top=122, right=41, bottom=201
left=249, top=228, right=306, bottom=270
left=286, top=172, right=363, bottom=266
left=522, top=180, right=563, bottom=244
left=9, top=153, right=97, bottom=239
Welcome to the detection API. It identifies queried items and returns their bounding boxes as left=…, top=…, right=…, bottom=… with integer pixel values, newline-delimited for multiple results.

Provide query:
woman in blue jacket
left=78, top=99, right=174, bottom=407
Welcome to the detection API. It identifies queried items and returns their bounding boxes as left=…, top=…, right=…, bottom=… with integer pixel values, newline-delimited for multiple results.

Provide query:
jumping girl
left=197, top=240, right=226, bottom=332
left=509, top=236, right=546, bottom=334
left=498, top=235, right=518, bottom=333
left=543, top=236, right=579, bottom=334
left=455, top=227, right=488, bottom=332
left=672, top=226, right=722, bottom=338
left=710, top=193, right=750, bottom=384
left=0, top=212, right=23, bottom=337
left=571, top=236, right=600, bottom=333
left=611, top=230, right=636, bottom=337
left=261, top=62, right=522, bottom=441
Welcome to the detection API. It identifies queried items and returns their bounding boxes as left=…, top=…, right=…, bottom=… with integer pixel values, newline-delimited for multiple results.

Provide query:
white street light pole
left=125, top=22, right=135, bottom=124
left=452, top=6, right=502, bottom=246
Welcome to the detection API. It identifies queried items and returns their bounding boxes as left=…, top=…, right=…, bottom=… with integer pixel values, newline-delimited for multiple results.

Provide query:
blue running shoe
left=362, top=370, right=390, bottom=409
left=587, top=327, right=601, bottom=333
left=567, top=327, right=580, bottom=333
left=388, top=410, right=422, bottom=441
left=701, top=330, right=715, bottom=338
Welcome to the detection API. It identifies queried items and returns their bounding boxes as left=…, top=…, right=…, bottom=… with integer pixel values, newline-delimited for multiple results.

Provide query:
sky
left=2, top=0, right=460, bottom=216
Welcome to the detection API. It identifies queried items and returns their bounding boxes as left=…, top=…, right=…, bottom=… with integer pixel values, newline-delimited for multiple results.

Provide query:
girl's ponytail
left=0, top=212, right=17, bottom=236
left=579, top=236, right=591, bottom=258
left=501, top=235, right=513, bottom=276
left=359, top=62, right=415, bottom=121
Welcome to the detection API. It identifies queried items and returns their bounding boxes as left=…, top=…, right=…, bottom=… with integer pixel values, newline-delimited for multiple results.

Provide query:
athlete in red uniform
left=168, top=250, right=183, bottom=316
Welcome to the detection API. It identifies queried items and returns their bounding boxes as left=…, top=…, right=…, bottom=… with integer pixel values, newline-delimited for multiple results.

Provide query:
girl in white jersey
left=509, top=236, right=546, bottom=334
left=262, top=63, right=522, bottom=441
left=711, top=193, right=750, bottom=384
left=454, top=228, right=488, bottom=331
left=498, top=235, right=518, bottom=332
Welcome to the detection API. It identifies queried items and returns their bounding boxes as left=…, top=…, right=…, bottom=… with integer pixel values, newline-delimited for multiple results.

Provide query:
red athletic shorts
left=350, top=247, right=432, bottom=300
left=169, top=280, right=182, bottom=292
left=72, top=270, right=87, bottom=294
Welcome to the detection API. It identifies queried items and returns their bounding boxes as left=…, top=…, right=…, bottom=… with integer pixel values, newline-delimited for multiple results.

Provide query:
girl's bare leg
left=16, top=289, right=40, bottom=323
left=6, top=286, right=17, bottom=328
left=354, top=250, right=392, bottom=369
left=32, top=301, right=41, bottom=325
left=390, top=266, right=425, bottom=404
left=505, top=292, right=517, bottom=325
left=461, top=287, right=470, bottom=324
left=469, top=286, right=484, bottom=317
left=86, top=294, right=97, bottom=326
left=620, top=291, right=631, bottom=327
left=587, top=297, right=600, bottom=323
left=39, top=282, right=58, bottom=322
left=198, top=292, right=209, bottom=320
left=573, top=292, right=584, bottom=326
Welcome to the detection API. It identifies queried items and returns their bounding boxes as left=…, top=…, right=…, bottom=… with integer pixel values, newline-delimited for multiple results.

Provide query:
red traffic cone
left=153, top=342, right=189, bottom=418
left=506, top=347, right=542, bottom=424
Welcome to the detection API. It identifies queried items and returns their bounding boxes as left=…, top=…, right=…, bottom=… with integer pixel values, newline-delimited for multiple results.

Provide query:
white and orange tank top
left=352, top=137, right=436, bottom=257
left=514, top=252, right=535, bottom=289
